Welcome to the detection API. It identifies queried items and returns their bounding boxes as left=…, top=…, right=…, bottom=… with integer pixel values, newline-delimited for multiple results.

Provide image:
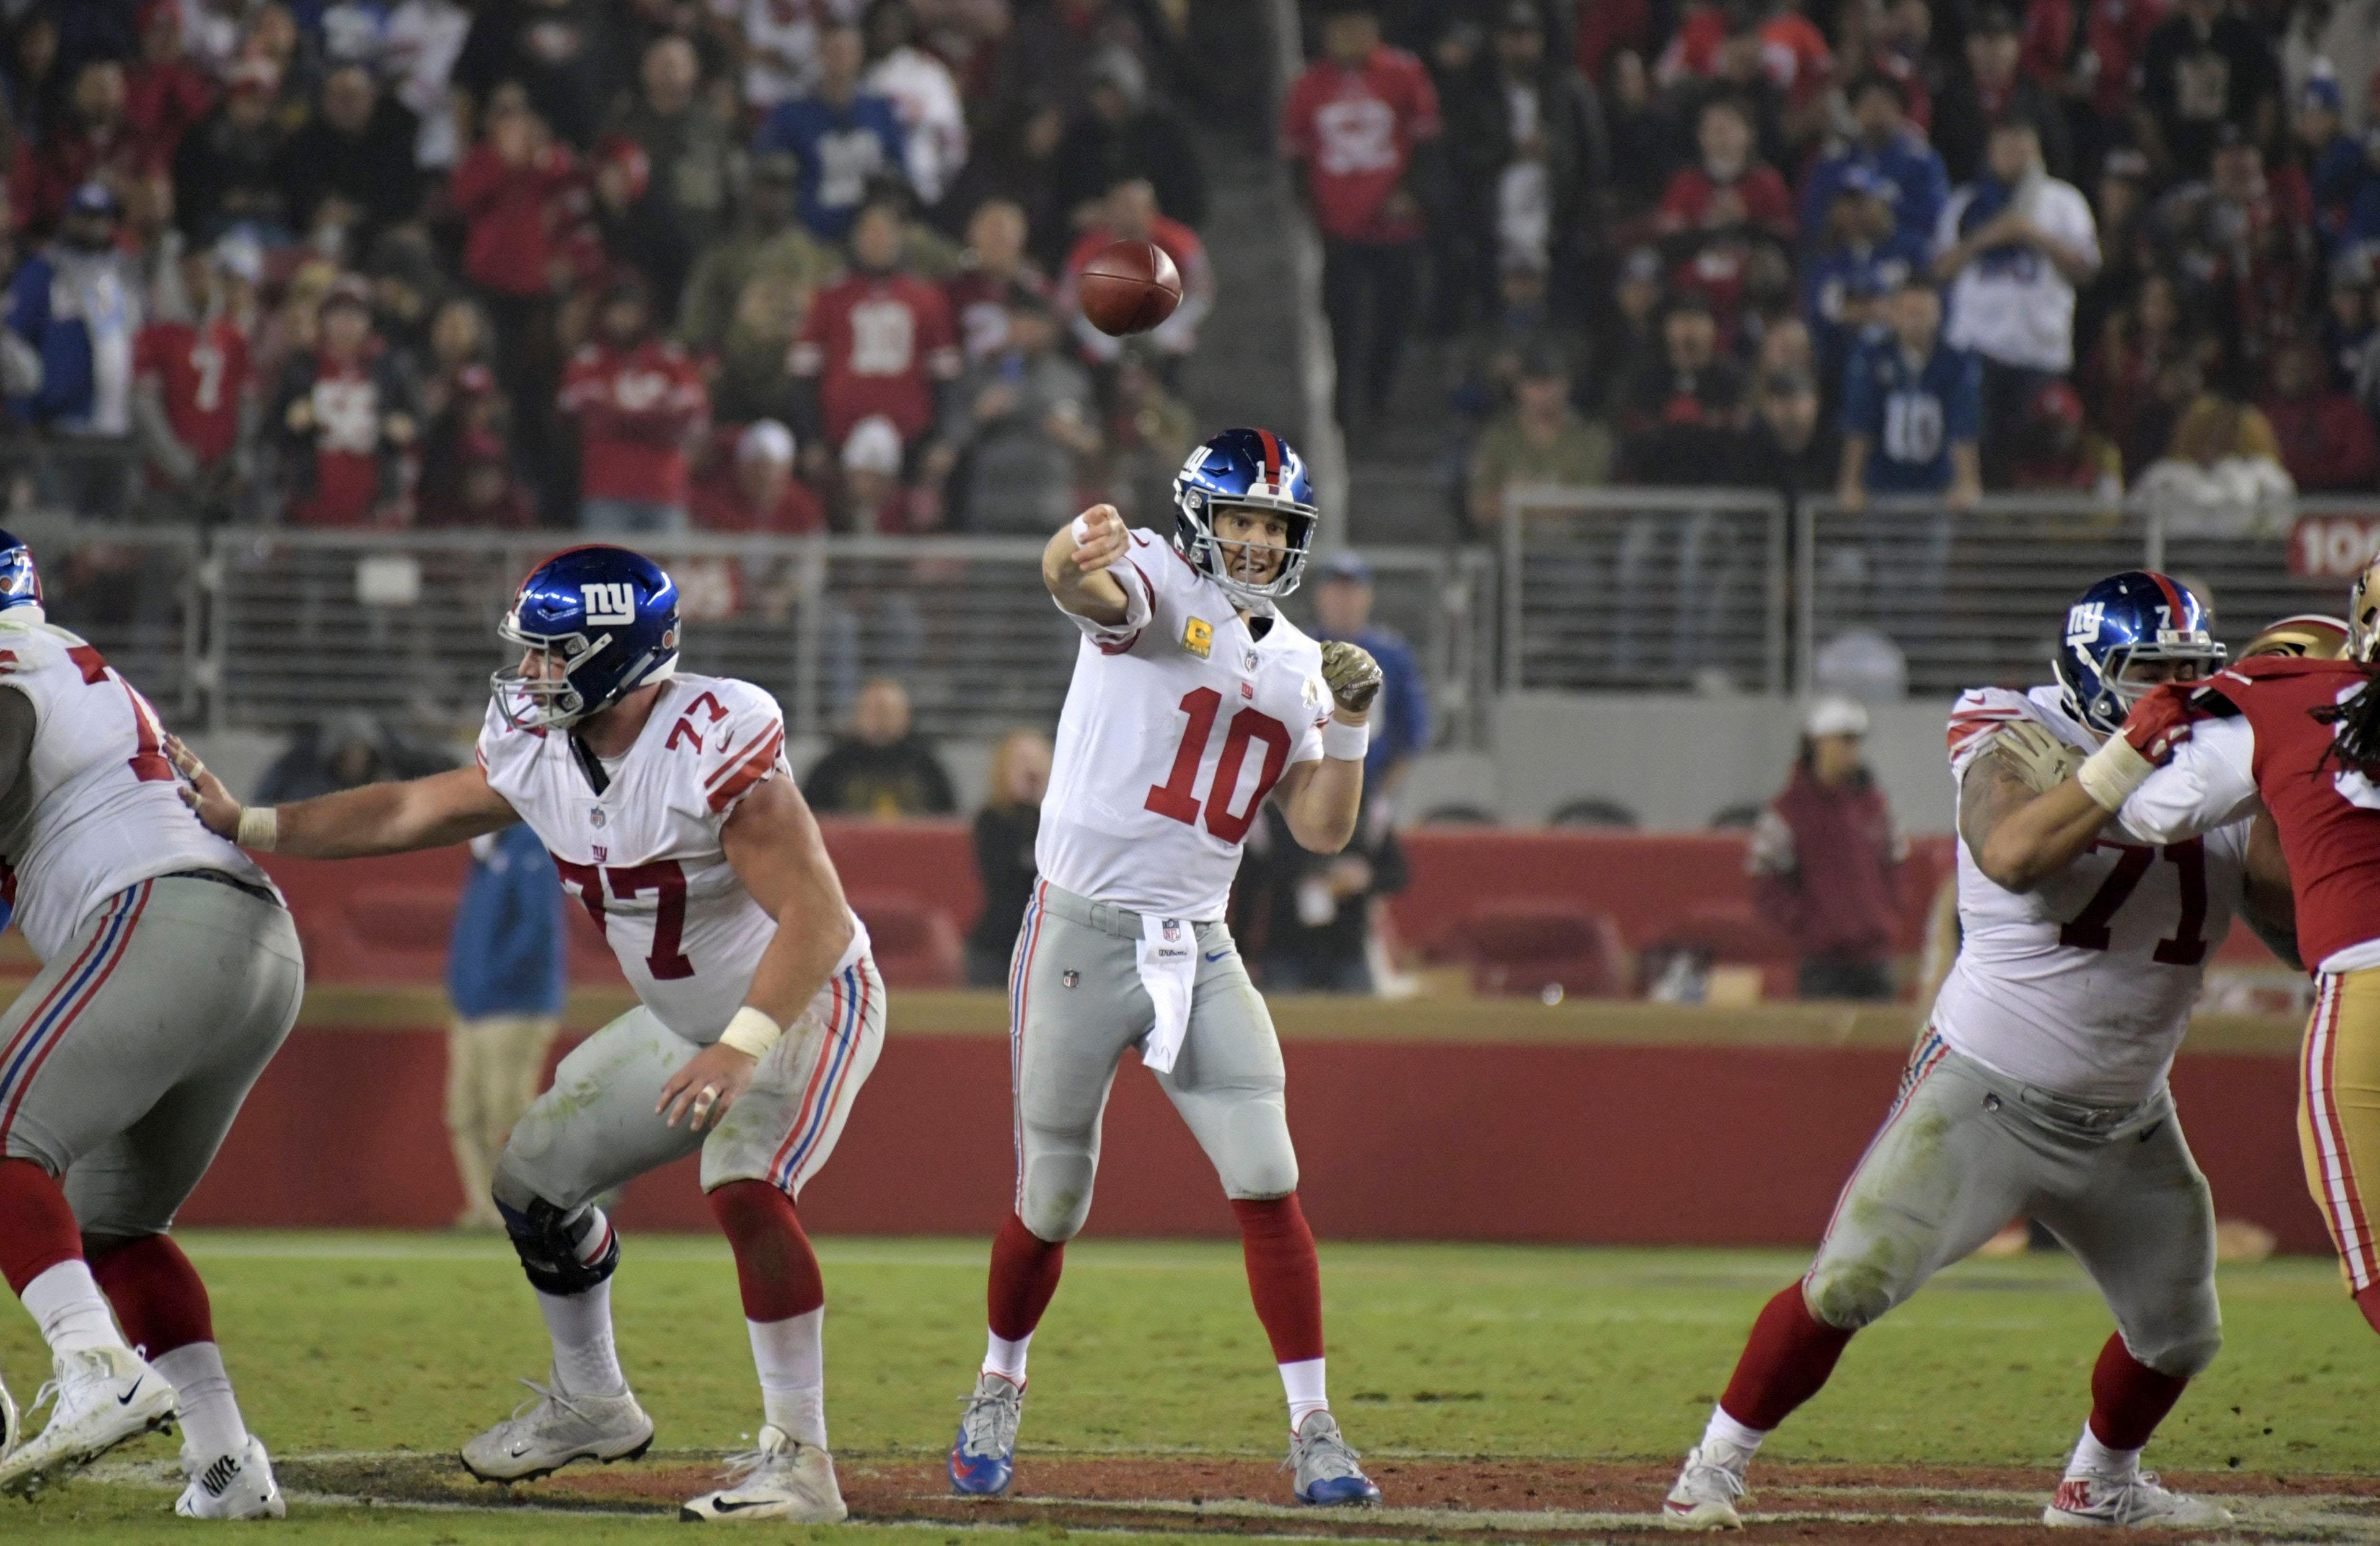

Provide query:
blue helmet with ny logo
left=492, top=545, right=679, bottom=731
left=0, top=528, right=43, bottom=622
left=1171, top=427, right=1318, bottom=605
left=2053, top=570, right=2224, bottom=736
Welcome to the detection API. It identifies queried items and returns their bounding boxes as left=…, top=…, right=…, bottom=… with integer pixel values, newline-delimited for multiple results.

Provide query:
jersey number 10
left=1145, top=688, right=1294, bottom=845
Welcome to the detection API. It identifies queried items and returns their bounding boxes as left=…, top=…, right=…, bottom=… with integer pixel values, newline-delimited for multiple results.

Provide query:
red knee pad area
left=1232, top=1195, right=1325, bottom=1365
left=0, top=1157, right=82, bottom=1294
left=88, top=1234, right=214, bottom=1356
left=706, top=1180, right=825, bottom=1322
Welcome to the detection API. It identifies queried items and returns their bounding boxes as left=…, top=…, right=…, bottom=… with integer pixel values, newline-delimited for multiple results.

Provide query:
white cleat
left=457, top=1371, right=654, bottom=1483
left=679, top=1425, right=848, bottom=1523
left=2043, top=1470, right=2235, bottom=1528
left=0, top=1370, right=17, bottom=1459
left=176, top=1434, right=288, bottom=1519
left=1661, top=1441, right=1750, bottom=1531
left=0, top=1346, right=178, bottom=1498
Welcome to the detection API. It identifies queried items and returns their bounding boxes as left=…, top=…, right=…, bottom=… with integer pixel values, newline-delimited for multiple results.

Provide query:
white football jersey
left=0, top=617, right=276, bottom=962
left=475, top=671, right=868, bottom=1042
left=1039, top=529, right=1334, bottom=921
left=1928, top=684, right=2250, bottom=1104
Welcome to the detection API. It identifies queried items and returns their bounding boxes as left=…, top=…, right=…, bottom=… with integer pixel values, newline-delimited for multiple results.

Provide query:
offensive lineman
left=1661, top=573, right=2296, bottom=1531
left=0, top=530, right=300, bottom=1516
left=174, top=546, right=881, bottom=1522
left=946, top=429, right=1387, bottom=1505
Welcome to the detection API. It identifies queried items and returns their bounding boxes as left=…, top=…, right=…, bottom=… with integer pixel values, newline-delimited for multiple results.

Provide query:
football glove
left=1320, top=640, right=1382, bottom=716
left=1991, top=720, right=2084, bottom=795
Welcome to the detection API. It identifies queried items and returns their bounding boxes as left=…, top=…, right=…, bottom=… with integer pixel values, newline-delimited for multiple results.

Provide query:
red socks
left=88, top=1234, right=214, bottom=1357
left=0, top=1157, right=81, bottom=1294
left=706, top=1180, right=825, bottom=1322
left=1232, top=1195, right=1325, bottom=1364
left=2356, top=1283, right=2380, bottom=1338
left=987, top=1213, right=1065, bottom=1342
left=1717, top=1283, right=1858, bottom=1432
left=2086, top=1333, right=2191, bottom=1450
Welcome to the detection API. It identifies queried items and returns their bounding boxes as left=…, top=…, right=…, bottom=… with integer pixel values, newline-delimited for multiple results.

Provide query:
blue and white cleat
left=1289, top=1411, right=1381, bottom=1506
left=949, top=1371, right=1023, bottom=1496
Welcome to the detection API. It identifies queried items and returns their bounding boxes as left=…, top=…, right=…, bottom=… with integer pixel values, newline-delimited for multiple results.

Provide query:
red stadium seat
left=293, top=885, right=459, bottom=982
left=1645, top=903, right=1800, bottom=1000
left=847, top=891, right=963, bottom=989
left=1458, top=903, right=1631, bottom=999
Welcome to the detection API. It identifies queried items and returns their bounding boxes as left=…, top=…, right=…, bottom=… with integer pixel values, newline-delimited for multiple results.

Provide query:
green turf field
left=3, top=1233, right=2373, bottom=1542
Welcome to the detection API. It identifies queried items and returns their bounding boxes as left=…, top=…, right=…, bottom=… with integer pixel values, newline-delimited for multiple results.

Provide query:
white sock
left=536, top=1281, right=627, bottom=1397
left=20, top=1260, right=128, bottom=1356
left=2069, top=1420, right=2141, bottom=1479
left=154, top=1342, right=245, bottom=1459
left=982, top=1329, right=1031, bottom=1386
left=1280, top=1356, right=1328, bottom=1432
left=1703, top=1405, right=1768, bottom=1459
left=749, top=1307, right=827, bottom=1450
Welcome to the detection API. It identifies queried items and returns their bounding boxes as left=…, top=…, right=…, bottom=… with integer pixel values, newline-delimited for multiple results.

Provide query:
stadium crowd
left=0, top=0, right=1217, bottom=533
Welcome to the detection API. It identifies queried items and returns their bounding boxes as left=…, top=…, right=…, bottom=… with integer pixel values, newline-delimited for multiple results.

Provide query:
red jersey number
left=1144, top=688, right=1295, bottom=845
left=66, top=645, right=173, bottom=783
left=2056, top=838, right=2210, bottom=965
left=553, top=856, right=697, bottom=980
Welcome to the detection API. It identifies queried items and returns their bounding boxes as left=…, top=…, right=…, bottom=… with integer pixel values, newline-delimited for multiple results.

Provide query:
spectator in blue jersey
left=1798, top=72, right=1948, bottom=257
left=444, top=823, right=568, bottom=1231
left=7, top=183, right=143, bottom=516
left=1803, top=165, right=1928, bottom=402
left=1838, top=276, right=1980, bottom=610
left=752, top=22, right=907, bottom=243
left=1311, top=550, right=1429, bottom=810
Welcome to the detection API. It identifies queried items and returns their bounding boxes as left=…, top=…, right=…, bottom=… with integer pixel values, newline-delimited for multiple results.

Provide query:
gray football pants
left=1803, top=1028, right=2222, bottom=1377
left=0, top=874, right=304, bottom=1240
left=1008, top=882, right=1297, bottom=1242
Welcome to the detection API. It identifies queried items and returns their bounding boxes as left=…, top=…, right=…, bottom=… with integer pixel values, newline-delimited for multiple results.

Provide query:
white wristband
left=1322, top=716, right=1370, bottom=762
left=236, top=805, right=279, bottom=851
left=718, top=1006, right=783, bottom=1060
left=2076, top=735, right=2154, bottom=813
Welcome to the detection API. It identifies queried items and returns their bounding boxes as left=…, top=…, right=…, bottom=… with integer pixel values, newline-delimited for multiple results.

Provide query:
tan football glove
left=1991, top=720, right=2086, bottom=794
left=1319, top=640, right=1382, bottom=716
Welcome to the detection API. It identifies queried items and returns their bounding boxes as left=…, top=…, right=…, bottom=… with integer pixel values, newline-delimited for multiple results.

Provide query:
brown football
left=1077, top=239, right=1183, bottom=336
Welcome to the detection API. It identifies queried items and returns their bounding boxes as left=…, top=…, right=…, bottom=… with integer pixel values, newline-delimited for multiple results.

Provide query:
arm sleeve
left=2118, top=715, right=2260, bottom=843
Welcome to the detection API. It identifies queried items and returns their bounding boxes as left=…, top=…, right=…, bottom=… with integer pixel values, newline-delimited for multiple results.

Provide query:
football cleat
left=679, top=1425, right=847, bottom=1523
left=0, top=1369, right=17, bottom=1460
left=948, top=1371, right=1023, bottom=1496
left=2042, top=1470, right=2234, bottom=1528
left=176, top=1434, right=287, bottom=1519
left=1287, top=1410, right=1381, bottom=1506
left=1662, top=1441, right=1751, bottom=1531
left=0, top=1346, right=178, bottom=1498
left=458, top=1371, right=653, bottom=1483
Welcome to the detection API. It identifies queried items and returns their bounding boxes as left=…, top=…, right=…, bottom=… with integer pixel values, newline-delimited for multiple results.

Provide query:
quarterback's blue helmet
left=492, top=546, right=679, bottom=731
left=0, top=529, right=43, bottom=621
left=2053, top=570, right=2224, bottom=735
left=1171, top=428, right=1318, bottom=605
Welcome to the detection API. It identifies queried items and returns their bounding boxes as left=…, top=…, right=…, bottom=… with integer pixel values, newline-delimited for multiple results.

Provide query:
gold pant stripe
left=2301, top=971, right=2380, bottom=1291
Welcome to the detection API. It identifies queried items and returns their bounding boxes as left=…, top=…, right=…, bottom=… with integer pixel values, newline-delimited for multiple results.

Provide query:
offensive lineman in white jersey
left=947, top=428, right=1390, bottom=1506
left=0, top=530, right=301, bottom=1514
left=1662, top=571, right=2298, bottom=1531
left=174, top=545, right=881, bottom=1523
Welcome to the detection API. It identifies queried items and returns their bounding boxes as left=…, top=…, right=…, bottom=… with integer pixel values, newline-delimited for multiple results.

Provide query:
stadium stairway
left=1176, top=130, right=1308, bottom=449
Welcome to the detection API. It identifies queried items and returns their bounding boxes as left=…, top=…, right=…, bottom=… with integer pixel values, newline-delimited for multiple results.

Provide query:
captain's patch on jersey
left=1183, top=617, right=1212, bottom=658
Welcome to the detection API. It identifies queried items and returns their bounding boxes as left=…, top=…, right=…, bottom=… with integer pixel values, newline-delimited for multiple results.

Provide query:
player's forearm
left=741, top=894, right=855, bottom=1030
left=1284, top=752, right=1364, bottom=854
left=1041, top=523, right=1128, bottom=621
left=269, top=776, right=511, bottom=858
left=1972, top=780, right=2105, bottom=891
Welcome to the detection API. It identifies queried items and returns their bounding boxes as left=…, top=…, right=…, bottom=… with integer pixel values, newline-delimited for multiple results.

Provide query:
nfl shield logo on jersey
left=1163, top=919, right=1181, bottom=943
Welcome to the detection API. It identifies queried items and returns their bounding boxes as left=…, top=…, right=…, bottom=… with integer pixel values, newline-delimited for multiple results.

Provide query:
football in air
left=1078, top=239, right=1183, bottom=336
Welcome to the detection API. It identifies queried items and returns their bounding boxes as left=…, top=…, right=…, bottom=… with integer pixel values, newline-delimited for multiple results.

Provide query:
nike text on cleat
left=949, top=1371, right=1023, bottom=1496
left=2043, top=1471, right=2235, bottom=1528
left=176, top=1434, right=287, bottom=1520
left=457, top=1371, right=653, bottom=1483
left=0, top=1346, right=178, bottom=1499
left=1288, top=1411, right=1381, bottom=1506
left=679, top=1425, right=847, bottom=1523
left=1662, top=1441, right=1751, bottom=1531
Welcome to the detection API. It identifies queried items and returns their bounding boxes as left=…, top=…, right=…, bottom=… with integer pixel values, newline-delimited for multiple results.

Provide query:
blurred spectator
left=803, top=676, right=956, bottom=817
left=2260, top=336, right=2380, bottom=490
left=1590, top=244, right=1665, bottom=415
left=1748, top=696, right=1905, bottom=1001
left=1101, top=346, right=1198, bottom=522
left=614, top=34, right=737, bottom=258
left=9, top=183, right=142, bottom=446
left=2008, top=377, right=2125, bottom=494
left=945, top=197, right=1052, bottom=366
left=1282, top=0, right=1441, bottom=431
left=255, top=711, right=456, bottom=801
left=754, top=22, right=906, bottom=243
left=1804, top=167, right=1928, bottom=390
left=417, top=294, right=493, bottom=418
left=1051, top=44, right=1204, bottom=237
left=1251, top=787, right=1406, bottom=995
left=791, top=198, right=959, bottom=470
left=734, top=0, right=830, bottom=115
left=171, top=56, right=295, bottom=244
left=583, top=131, right=692, bottom=318
left=1934, top=116, right=2100, bottom=481
left=12, top=57, right=143, bottom=238
left=678, top=151, right=839, bottom=422
left=2283, top=2, right=2376, bottom=138
left=1838, top=277, right=1981, bottom=509
left=2159, top=364, right=2285, bottom=468
left=1448, top=253, right=1587, bottom=425
left=837, top=412, right=910, bottom=531
left=1931, top=4, right=2073, bottom=185
left=449, top=0, right=628, bottom=149
left=1799, top=71, right=1948, bottom=252
left=284, top=61, right=425, bottom=254
left=1311, top=550, right=1427, bottom=805
left=123, top=0, right=216, bottom=169
left=935, top=290, right=1095, bottom=533
left=133, top=238, right=253, bottom=514
left=560, top=272, right=708, bottom=532
left=2328, top=252, right=2377, bottom=389
left=863, top=0, right=969, bottom=210
left=368, top=227, right=447, bottom=369
left=386, top=0, right=474, bottom=170
left=1728, top=367, right=1840, bottom=498
left=2136, top=0, right=2280, bottom=180
left=2298, top=69, right=2363, bottom=250
left=4, top=12, right=63, bottom=149
left=443, top=822, right=566, bottom=1232
left=2154, top=128, right=2314, bottom=374
left=964, top=726, right=1051, bottom=987
left=691, top=418, right=826, bottom=533
left=270, top=279, right=418, bottom=526
left=1656, top=94, right=1794, bottom=247
left=1466, top=344, right=1614, bottom=534
left=1060, top=177, right=1212, bottom=369
left=1618, top=294, right=1747, bottom=485
left=418, top=362, right=533, bottom=525
left=450, top=85, right=576, bottom=335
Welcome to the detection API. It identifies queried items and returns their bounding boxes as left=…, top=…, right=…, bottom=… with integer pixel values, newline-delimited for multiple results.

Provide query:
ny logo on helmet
left=2065, top=602, right=2105, bottom=646
left=582, top=582, right=638, bottom=626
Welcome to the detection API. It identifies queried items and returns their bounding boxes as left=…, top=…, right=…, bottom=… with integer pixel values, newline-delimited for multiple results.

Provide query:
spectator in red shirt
left=1748, top=696, right=1906, bottom=1001
left=1281, top=1, right=1441, bottom=431
left=946, top=197, right=1053, bottom=367
left=133, top=241, right=255, bottom=512
left=1060, top=178, right=1214, bottom=372
left=12, top=58, right=148, bottom=237
left=271, top=281, right=420, bottom=527
left=560, top=273, right=710, bottom=532
left=692, top=419, right=826, bottom=534
left=1656, top=95, right=1796, bottom=244
left=424, top=428, right=540, bottom=529
left=123, top=0, right=215, bottom=170
left=2261, top=337, right=2380, bottom=491
left=790, top=198, right=960, bottom=473
left=449, top=87, right=580, bottom=393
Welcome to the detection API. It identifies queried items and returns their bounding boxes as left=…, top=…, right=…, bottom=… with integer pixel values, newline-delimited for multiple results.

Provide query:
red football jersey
left=790, top=273, right=959, bottom=449
left=560, top=338, right=709, bottom=506
left=136, top=316, right=249, bottom=469
left=1279, top=45, right=1440, bottom=243
left=291, top=355, right=389, bottom=527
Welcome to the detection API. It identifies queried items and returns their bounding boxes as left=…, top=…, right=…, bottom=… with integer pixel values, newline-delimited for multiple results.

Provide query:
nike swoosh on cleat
left=117, top=1378, right=143, bottom=1407
left=508, top=1443, right=531, bottom=1457
left=704, top=1498, right=777, bottom=1514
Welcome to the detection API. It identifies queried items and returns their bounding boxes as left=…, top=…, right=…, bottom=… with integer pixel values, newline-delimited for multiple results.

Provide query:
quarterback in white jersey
left=177, top=545, right=876, bottom=1524
left=949, top=428, right=1391, bottom=1509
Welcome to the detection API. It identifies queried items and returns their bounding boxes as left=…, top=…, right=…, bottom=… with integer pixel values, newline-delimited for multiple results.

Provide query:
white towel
left=1135, top=913, right=1197, bottom=1075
